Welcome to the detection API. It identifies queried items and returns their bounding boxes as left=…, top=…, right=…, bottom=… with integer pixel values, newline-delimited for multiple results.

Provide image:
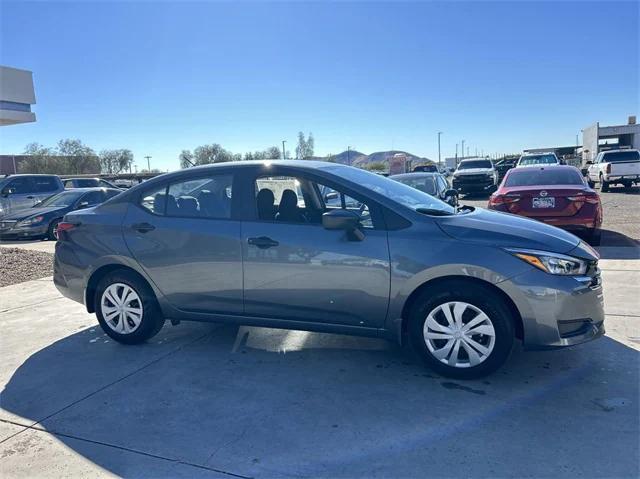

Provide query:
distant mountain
left=315, top=150, right=433, bottom=168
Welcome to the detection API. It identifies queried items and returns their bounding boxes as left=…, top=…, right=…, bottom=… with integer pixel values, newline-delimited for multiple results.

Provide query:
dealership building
left=0, top=66, right=36, bottom=126
left=582, top=117, right=639, bottom=162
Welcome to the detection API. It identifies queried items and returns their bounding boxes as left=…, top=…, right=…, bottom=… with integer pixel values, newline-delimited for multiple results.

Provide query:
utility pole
left=144, top=156, right=151, bottom=172
left=437, top=132, right=443, bottom=170
left=467, top=147, right=470, bottom=157
left=461, top=140, right=465, bottom=161
left=282, top=140, right=287, bottom=160
left=347, top=146, right=351, bottom=166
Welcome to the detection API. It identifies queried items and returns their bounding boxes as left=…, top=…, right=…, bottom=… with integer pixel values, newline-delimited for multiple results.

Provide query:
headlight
left=507, top=248, right=588, bottom=275
left=17, top=215, right=45, bottom=226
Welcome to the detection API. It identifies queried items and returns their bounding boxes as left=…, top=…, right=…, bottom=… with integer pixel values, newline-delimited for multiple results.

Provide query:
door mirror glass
left=76, top=201, right=90, bottom=209
left=444, top=188, right=459, bottom=206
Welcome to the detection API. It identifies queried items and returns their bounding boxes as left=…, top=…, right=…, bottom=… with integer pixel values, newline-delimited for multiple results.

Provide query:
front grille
left=0, top=220, right=17, bottom=231
left=454, top=175, right=493, bottom=184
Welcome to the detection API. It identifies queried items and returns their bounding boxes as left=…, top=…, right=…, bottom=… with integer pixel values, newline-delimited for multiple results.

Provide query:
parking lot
left=1, top=188, right=639, bottom=478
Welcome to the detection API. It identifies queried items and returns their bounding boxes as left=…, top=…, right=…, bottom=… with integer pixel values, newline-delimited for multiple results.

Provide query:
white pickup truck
left=587, top=149, right=640, bottom=192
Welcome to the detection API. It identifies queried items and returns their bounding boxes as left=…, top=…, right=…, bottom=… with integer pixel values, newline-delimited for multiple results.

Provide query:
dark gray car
left=53, top=161, right=604, bottom=378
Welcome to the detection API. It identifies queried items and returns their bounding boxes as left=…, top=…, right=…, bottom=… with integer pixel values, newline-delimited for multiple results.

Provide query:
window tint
left=319, top=183, right=373, bottom=229
left=395, top=176, right=437, bottom=195
left=33, top=176, right=60, bottom=192
left=81, top=191, right=104, bottom=206
left=167, top=175, right=233, bottom=218
left=6, top=177, right=32, bottom=194
left=76, top=179, right=99, bottom=187
left=64, top=180, right=74, bottom=188
left=104, top=189, right=121, bottom=200
left=458, top=160, right=492, bottom=169
left=140, top=185, right=168, bottom=215
left=518, top=154, right=557, bottom=165
left=602, top=151, right=640, bottom=163
left=505, top=168, right=584, bottom=187
left=437, top=176, right=448, bottom=192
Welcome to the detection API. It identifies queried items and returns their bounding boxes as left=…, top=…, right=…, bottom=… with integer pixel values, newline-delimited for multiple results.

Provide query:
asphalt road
left=459, top=185, right=639, bottom=247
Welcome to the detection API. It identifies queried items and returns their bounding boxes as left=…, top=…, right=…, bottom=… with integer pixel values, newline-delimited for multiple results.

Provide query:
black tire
left=623, top=181, right=632, bottom=190
left=95, top=270, right=164, bottom=344
left=47, top=218, right=61, bottom=241
left=589, top=228, right=602, bottom=246
left=408, top=281, right=515, bottom=379
left=587, top=178, right=595, bottom=188
left=599, top=175, right=609, bottom=192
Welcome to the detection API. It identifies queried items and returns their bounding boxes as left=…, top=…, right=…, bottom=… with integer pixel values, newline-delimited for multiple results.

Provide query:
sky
left=1, top=1, right=638, bottom=171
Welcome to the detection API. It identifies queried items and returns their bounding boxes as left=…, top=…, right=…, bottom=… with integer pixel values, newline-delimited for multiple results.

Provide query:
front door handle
left=248, top=236, right=279, bottom=249
left=132, top=222, right=155, bottom=233
left=27, top=196, right=35, bottom=199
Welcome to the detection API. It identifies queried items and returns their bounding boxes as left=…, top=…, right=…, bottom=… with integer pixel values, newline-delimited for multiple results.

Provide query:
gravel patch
left=0, top=248, right=54, bottom=287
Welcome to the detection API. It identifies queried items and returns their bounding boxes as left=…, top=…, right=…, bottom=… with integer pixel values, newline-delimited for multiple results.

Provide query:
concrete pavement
left=0, top=251, right=638, bottom=478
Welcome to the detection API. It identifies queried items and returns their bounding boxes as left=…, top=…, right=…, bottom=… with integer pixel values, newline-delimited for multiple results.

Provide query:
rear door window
left=33, top=176, right=60, bottom=192
left=5, top=177, right=33, bottom=194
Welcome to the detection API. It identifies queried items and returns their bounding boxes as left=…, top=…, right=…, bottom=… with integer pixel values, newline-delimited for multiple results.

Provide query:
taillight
left=606, top=163, right=611, bottom=174
left=489, top=194, right=520, bottom=206
left=55, top=222, right=77, bottom=240
left=567, top=194, right=600, bottom=205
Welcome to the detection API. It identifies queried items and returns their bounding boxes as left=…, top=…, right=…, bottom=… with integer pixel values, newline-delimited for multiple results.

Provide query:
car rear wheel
left=95, top=271, right=164, bottom=344
left=599, top=174, right=609, bottom=192
left=408, top=282, right=515, bottom=379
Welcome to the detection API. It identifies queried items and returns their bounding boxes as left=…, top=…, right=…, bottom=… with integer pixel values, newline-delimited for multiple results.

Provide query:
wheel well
left=85, top=265, right=153, bottom=313
left=400, top=276, right=524, bottom=341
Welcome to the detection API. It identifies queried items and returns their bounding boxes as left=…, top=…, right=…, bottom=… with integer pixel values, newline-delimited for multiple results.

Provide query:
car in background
left=0, top=174, right=64, bottom=218
left=586, top=149, right=640, bottom=192
left=494, top=157, right=518, bottom=181
left=488, top=165, right=602, bottom=245
left=391, top=172, right=459, bottom=206
left=0, top=187, right=121, bottom=240
left=516, top=153, right=560, bottom=167
left=54, top=161, right=604, bottom=379
left=451, top=158, right=498, bottom=195
left=62, top=177, right=121, bottom=189
left=412, top=164, right=438, bottom=173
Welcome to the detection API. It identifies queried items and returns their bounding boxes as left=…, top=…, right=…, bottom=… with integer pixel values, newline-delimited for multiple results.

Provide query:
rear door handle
left=131, top=222, right=155, bottom=233
left=248, top=236, right=279, bottom=249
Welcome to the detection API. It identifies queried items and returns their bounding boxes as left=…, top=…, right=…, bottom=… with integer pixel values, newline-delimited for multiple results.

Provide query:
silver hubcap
left=100, top=283, right=143, bottom=334
left=423, top=301, right=496, bottom=368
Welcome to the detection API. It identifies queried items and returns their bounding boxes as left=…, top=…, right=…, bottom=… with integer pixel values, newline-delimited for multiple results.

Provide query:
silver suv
left=0, top=174, right=64, bottom=218
left=53, top=161, right=604, bottom=379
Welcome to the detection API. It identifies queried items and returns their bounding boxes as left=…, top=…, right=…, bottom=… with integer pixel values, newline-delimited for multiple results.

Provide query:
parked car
left=412, top=164, right=438, bottom=173
left=0, top=174, right=64, bottom=218
left=54, top=161, right=603, bottom=379
left=488, top=165, right=603, bottom=245
left=516, top=153, right=561, bottom=167
left=586, top=149, right=640, bottom=192
left=390, top=172, right=458, bottom=206
left=494, top=157, right=518, bottom=181
left=62, top=177, right=121, bottom=189
left=451, top=159, right=498, bottom=195
left=0, top=187, right=121, bottom=240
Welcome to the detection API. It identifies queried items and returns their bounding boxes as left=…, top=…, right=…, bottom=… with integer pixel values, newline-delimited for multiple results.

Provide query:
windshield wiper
left=416, top=207, right=455, bottom=216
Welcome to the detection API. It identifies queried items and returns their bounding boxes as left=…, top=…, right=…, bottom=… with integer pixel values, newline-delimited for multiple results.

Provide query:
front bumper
left=497, top=265, right=605, bottom=349
left=452, top=176, right=496, bottom=192
left=0, top=221, right=49, bottom=239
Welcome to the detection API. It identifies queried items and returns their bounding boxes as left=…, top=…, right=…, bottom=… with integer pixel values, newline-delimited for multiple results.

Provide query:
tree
left=179, top=150, right=195, bottom=168
left=193, top=144, right=233, bottom=164
left=365, top=162, right=386, bottom=172
left=306, top=133, right=314, bottom=158
left=295, top=132, right=314, bottom=159
left=99, top=149, right=133, bottom=174
left=18, top=139, right=100, bottom=175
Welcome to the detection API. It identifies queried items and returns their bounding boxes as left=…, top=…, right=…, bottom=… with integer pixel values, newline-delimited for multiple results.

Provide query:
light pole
left=144, top=155, right=151, bottom=172
left=437, top=132, right=442, bottom=170
left=461, top=140, right=465, bottom=161
left=282, top=140, right=286, bottom=160
left=347, top=146, right=351, bottom=166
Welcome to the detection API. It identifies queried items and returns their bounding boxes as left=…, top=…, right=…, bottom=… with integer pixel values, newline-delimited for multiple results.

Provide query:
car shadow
left=1, top=322, right=638, bottom=477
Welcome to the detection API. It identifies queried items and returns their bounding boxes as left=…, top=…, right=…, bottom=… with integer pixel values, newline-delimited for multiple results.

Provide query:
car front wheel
left=409, top=282, right=515, bottom=379
left=95, top=271, right=164, bottom=344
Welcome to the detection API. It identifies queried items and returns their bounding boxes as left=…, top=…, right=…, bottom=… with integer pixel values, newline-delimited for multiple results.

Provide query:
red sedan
left=488, top=165, right=603, bottom=245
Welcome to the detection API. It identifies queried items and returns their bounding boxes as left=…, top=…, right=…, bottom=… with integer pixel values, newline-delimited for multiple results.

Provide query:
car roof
left=507, top=165, right=580, bottom=174
left=601, top=149, right=639, bottom=154
left=59, top=187, right=117, bottom=192
left=391, top=172, right=439, bottom=179
left=184, top=159, right=344, bottom=171
left=61, top=177, right=101, bottom=180
left=4, top=173, right=60, bottom=177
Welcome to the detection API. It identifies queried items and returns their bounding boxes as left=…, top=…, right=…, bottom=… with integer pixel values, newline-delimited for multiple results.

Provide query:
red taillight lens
left=489, top=194, right=520, bottom=206
left=55, top=222, right=76, bottom=240
left=567, top=194, right=600, bottom=205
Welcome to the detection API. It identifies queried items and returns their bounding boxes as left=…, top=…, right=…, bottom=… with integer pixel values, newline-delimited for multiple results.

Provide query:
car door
left=1, top=177, right=38, bottom=214
left=241, top=169, right=391, bottom=329
left=588, top=154, right=601, bottom=180
left=123, top=172, right=243, bottom=314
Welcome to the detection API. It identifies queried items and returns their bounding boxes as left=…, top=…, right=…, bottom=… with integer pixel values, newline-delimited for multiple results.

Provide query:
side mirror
left=586, top=160, right=593, bottom=165
left=322, top=209, right=364, bottom=240
left=76, top=201, right=90, bottom=209
left=324, top=191, right=339, bottom=202
left=444, top=188, right=459, bottom=206
left=1, top=187, right=13, bottom=197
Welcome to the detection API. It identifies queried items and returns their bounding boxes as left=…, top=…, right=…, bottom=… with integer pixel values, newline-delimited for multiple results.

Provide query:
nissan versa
left=53, top=161, right=604, bottom=379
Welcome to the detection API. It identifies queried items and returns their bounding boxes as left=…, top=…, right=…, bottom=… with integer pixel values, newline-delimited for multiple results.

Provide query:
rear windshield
left=505, top=168, right=584, bottom=187
left=518, top=154, right=557, bottom=165
left=602, top=151, right=640, bottom=163
left=458, top=160, right=492, bottom=170
left=393, top=176, right=437, bottom=195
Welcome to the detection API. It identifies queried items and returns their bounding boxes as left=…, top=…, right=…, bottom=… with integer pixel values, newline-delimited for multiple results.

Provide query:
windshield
left=458, top=160, right=492, bottom=170
left=505, top=168, right=584, bottom=187
left=603, top=151, right=640, bottom=162
left=519, top=154, right=557, bottom=165
left=37, top=190, right=84, bottom=207
left=392, top=176, right=437, bottom=195
left=326, top=166, right=455, bottom=214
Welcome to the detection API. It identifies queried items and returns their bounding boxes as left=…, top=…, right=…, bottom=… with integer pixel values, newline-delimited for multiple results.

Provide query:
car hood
left=454, top=168, right=494, bottom=176
left=0, top=206, right=68, bottom=222
left=435, top=207, right=581, bottom=254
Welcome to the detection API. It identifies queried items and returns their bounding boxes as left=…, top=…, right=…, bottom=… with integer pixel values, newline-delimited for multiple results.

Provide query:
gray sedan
left=53, top=161, right=604, bottom=379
